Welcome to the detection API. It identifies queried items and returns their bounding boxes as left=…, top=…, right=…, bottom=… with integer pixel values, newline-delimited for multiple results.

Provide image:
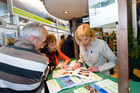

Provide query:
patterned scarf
left=45, top=50, right=57, bottom=67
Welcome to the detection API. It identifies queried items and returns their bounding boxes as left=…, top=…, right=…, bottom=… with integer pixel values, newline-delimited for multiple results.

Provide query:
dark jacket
left=0, top=37, right=49, bottom=93
left=61, top=37, right=75, bottom=58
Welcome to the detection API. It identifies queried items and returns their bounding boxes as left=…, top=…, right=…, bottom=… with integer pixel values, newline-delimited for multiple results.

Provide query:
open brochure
left=53, top=60, right=77, bottom=78
left=57, top=60, right=77, bottom=68
left=94, top=79, right=118, bottom=93
left=73, top=85, right=106, bottom=93
left=47, top=76, right=82, bottom=93
left=53, top=68, right=78, bottom=78
left=73, top=79, right=118, bottom=93
left=53, top=67, right=102, bottom=83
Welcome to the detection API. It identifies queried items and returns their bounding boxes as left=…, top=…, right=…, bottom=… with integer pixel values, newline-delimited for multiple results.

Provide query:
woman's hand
left=50, top=66, right=54, bottom=71
left=72, top=63, right=81, bottom=70
left=88, top=66, right=99, bottom=72
left=61, top=62, right=68, bottom=69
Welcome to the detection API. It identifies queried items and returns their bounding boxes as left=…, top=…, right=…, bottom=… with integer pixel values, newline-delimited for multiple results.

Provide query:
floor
left=110, top=66, right=133, bottom=81
left=110, top=66, right=118, bottom=78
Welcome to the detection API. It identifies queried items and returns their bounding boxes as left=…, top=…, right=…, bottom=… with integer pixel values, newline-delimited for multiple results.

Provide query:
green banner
left=57, top=25, right=67, bottom=30
left=13, top=7, right=51, bottom=25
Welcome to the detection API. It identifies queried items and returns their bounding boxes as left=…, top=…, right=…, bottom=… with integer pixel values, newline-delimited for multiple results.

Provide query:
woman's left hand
left=88, top=66, right=99, bottom=72
left=61, top=62, right=68, bottom=69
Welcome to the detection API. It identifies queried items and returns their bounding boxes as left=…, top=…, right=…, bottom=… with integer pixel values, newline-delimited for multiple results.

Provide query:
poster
left=88, top=0, right=118, bottom=28
left=4, top=30, right=16, bottom=46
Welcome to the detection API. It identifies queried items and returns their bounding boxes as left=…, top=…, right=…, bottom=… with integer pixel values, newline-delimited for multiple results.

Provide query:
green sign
left=57, top=25, right=67, bottom=30
left=13, top=7, right=51, bottom=25
left=13, top=7, right=70, bottom=31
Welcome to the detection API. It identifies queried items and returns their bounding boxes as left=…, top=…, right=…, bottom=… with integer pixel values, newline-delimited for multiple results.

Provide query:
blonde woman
left=72, top=24, right=116, bottom=76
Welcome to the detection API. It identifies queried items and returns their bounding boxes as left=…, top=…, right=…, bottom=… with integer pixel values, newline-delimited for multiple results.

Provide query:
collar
left=90, top=38, right=97, bottom=46
left=14, top=37, right=36, bottom=52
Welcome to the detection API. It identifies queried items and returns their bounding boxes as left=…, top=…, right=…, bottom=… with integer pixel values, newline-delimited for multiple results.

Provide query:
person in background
left=72, top=24, right=116, bottom=76
left=0, top=23, right=49, bottom=93
left=40, top=34, right=70, bottom=70
left=108, top=34, right=114, bottom=50
left=137, top=0, right=140, bottom=44
left=61, top=35, right=75, bottom=58
left=103, top=33, right=107, bottom=41
left=59, top=34, right=65, bottom=50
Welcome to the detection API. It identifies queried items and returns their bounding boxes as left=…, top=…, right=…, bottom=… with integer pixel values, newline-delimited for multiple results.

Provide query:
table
left=47, top=60, right=140, bottom=93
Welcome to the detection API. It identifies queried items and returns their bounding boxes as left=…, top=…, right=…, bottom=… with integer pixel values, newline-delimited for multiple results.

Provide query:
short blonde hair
left=75, top=24, right=95, bottom=44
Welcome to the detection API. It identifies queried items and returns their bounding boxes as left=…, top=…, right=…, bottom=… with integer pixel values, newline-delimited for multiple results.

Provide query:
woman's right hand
left=72, top=63, right=81, bottom=70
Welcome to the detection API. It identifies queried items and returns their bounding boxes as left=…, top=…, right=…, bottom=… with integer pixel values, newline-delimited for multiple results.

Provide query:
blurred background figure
left=61, top=35, right=75, bottom=58
left=59, top=34, right=65, bottom=50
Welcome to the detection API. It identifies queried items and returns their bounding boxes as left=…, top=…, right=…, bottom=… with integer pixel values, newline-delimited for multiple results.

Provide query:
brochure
left=76, top=68, right=90, bottom=78
left=47, top=76, right=82, bottom=93
left=73, top=84, right=108, bottom=93
left=57, top=60, right=77, bottom=68
left=73, top=79, right=118, bottom=93
left=68, top=60, right=77, bottom=68
left=46, top=79, right=62, bottom=93
left=53, top=68, right=77, bottom=78
left=94, top=79, right=118, bottom=93
left=80, top=72, right=103, bottom=83
left=58, top=76, right=82, bottom=88
left=53, top=67, right=102, bottom=83
left=48, top=77, right=117, bottom=93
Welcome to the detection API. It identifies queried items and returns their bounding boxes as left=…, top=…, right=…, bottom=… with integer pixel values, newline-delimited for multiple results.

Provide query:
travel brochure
left=53, top=60, right=79, bottom=78
left=47, top=76, right=82, bottom=93
left=73, top=84, right=106, bottom=93
left=53, top=60, right=102, bottom=81
left=94, top=79, right=118, bottom=93
left=46, top=79, right=62, bottom=93
left=73, top=79, right=118, bottom=93
left=53, top=68, right=76, bottom=78
left=77, top=68, right=90, bottom=78
left=57, top=60, right=77, bottom=68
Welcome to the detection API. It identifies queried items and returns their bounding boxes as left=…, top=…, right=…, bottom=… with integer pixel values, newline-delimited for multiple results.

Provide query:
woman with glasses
left=72, top=24, right=116, bottom=76
left=40, top=34, right=70, bottom=70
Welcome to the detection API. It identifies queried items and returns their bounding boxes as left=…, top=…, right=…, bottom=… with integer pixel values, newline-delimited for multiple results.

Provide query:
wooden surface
left=117, top=0, right=129, bottom=93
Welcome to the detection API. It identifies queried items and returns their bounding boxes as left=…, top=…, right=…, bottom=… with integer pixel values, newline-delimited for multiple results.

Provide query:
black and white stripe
left=0, top=53, right=46, bottom=92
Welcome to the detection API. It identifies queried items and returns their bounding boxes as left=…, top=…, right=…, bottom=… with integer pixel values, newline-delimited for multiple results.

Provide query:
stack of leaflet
left=73, top=79, right=118, bottom=93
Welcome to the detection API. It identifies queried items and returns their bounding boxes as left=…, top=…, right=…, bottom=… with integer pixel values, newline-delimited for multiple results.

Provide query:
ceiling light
left=63, top=11, right=69, bottom=14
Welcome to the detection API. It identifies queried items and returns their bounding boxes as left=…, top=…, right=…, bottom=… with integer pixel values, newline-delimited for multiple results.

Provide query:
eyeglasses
left=35, top=37, right=46, bottom=45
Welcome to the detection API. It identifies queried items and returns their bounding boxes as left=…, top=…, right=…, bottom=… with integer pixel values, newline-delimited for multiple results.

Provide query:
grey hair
left=20, top=23, right=47, bottom=40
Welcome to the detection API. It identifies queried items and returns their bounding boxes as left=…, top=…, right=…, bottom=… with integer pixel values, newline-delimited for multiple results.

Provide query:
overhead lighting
left=63, top=11, right=69, bottom=14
